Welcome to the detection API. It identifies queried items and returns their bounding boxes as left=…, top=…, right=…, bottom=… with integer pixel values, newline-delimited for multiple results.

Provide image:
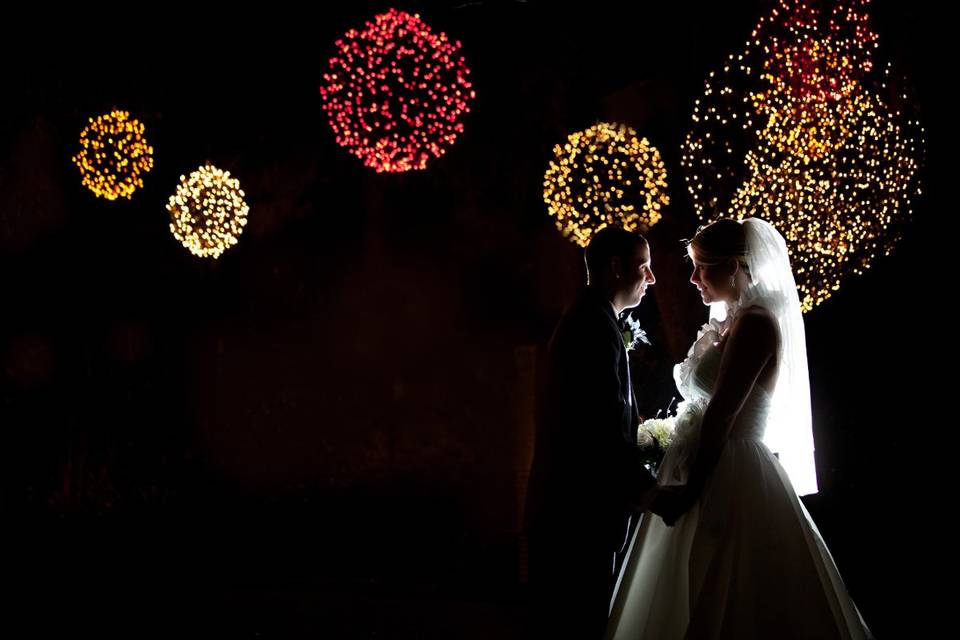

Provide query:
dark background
left=1, top=1, right=947, bottom=637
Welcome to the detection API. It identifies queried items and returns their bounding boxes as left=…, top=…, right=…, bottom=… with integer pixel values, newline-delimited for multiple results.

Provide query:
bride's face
left=689, top=249, right=736, bottom=305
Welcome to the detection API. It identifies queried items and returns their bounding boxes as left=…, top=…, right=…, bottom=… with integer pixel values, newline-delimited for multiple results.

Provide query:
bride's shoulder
left=739, top=305, right=776, bottom=323
left=730, top=306, right=778, bottom=344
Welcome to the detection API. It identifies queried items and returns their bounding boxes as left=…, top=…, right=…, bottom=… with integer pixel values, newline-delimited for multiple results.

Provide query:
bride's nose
left=690, top=267, right=700, bottom=284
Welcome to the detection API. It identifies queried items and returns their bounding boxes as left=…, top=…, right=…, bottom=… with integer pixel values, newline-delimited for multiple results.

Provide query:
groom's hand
left=650, top=486, right=690, bottom=526
left=629, top=483, right=659, bottom=513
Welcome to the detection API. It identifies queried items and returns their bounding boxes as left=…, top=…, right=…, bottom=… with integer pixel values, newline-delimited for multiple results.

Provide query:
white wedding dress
left=605, top=314, right=873, bottom=639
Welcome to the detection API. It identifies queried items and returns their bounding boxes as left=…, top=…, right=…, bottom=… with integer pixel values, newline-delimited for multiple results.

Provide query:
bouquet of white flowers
left=636, top=408, right=677, bottom=474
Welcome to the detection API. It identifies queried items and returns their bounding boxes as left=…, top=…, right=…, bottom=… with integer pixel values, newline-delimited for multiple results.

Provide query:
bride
left=606, top=218, right=873, bottom=639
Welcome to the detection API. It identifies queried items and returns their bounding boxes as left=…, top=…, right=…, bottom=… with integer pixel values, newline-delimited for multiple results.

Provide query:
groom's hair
left=584, top=226, right=648, bottom=283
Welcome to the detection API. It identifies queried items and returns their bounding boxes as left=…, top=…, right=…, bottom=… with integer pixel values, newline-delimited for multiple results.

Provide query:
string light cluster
left=72, top=109, right=154, bottom=200
left=681, top=0, right=923, bottom=311
left=543, top=123, right=670, bottom=248
left=166, top=164, right=250, bottom=259
left=319, top=8, right=476, bottom=173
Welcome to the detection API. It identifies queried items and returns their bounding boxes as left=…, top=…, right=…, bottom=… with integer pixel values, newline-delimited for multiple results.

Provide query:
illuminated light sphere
left=750, top=70, right=862, bottom=163
left=747, top=0, right=879, bottom=161
left=543, top=123, right=670, bottom=248
left=72, top=109, right=154, bottom=200
left=319, top=8, right=476, bottom=173
left=731, top=80, right=922, bottom=311
left=681, top=0, right=923, bottom=312
left=166, top=164, right=250, bottom=260
left=754, top=0, right=878, bottom=104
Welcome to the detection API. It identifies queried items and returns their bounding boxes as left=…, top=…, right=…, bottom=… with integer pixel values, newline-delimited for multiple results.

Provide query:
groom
left=526, top=226, right=667, bottom=638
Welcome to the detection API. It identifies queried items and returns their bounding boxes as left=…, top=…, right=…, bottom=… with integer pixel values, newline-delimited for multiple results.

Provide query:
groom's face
left=618, top=242, right=656, bottom=309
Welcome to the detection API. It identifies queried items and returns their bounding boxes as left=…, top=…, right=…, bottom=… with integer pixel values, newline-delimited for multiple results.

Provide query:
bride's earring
left=729, top=276, right=736, bottom=288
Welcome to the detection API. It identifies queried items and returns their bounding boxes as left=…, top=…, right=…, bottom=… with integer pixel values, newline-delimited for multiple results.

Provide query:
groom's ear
left=610, top=256, right=622, bottom=280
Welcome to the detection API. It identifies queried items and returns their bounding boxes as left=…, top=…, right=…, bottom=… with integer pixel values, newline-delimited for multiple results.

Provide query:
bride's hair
left=688, top=219, right=749, bottom=273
